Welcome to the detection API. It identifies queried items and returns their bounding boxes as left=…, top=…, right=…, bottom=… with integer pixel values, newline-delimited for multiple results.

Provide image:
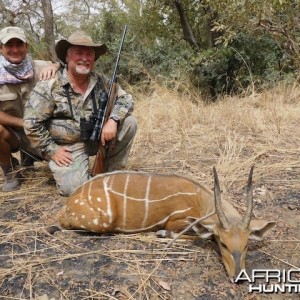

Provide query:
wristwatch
left=109, top=116, right=120, bottom=125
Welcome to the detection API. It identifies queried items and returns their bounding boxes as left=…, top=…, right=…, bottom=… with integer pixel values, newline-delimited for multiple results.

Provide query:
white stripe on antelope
left=56, top=166, right=275, bottom=283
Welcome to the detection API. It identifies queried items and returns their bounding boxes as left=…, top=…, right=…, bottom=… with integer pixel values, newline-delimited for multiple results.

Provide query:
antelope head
left=191, top=166, right=276, bottom=282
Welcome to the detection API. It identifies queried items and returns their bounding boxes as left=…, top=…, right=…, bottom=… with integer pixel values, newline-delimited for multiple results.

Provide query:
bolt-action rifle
left=90, top=25, right=127, bottom=176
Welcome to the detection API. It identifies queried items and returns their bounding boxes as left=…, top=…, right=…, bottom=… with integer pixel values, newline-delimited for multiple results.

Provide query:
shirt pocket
left=53, top=93, right=75, bottom=119
left=0, top=91, right=18, bottom=101
left=0, top=90, right=23, bottom=117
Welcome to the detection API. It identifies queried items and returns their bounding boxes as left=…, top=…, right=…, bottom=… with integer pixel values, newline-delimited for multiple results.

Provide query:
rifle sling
left=63, top=85, right=75, bottom=120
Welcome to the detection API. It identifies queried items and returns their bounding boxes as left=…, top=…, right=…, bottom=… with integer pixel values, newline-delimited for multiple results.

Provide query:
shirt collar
left=61, top=67, right=98, bottom=92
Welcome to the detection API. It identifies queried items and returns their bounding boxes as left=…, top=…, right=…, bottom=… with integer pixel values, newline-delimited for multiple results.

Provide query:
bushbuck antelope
left=56, top=167, right=275, bottom=282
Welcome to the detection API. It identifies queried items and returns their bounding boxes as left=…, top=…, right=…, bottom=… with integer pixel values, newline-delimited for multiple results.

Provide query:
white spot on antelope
left=93, top=219, right=99, bottom=225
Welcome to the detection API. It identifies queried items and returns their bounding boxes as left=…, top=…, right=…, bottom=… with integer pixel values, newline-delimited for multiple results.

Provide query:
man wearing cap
left=24, top=31, right=137, bottom=196
left=0, top=26, right=59, bottom=192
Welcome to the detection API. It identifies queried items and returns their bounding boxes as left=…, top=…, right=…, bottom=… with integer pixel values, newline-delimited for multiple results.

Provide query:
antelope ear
left=187, top=217, right=215, bottom=239
left=249, top=220, right=276, bottom=241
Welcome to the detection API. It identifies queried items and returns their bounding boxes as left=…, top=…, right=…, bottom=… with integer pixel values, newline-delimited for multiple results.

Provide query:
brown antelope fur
left=57, top=167, right=275, bottom=282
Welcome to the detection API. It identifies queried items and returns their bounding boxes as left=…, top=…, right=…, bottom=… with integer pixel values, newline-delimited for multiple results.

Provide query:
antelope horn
left=241, top=165, right=254, bottom=229
left=213, top=167, right=230, bottom=229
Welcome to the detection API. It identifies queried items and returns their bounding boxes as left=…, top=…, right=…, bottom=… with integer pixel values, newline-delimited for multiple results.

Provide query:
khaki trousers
left=49, top=115, right=137, bottom=196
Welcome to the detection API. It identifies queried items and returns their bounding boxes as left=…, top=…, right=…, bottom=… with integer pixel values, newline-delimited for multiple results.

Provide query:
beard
left=75, top=64, right=91, bottom=75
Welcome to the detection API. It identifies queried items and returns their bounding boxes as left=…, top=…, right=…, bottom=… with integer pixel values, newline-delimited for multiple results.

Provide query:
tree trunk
left=173, top=0, right=200, bottom=52
left=41, top=0, right=57, bottom=61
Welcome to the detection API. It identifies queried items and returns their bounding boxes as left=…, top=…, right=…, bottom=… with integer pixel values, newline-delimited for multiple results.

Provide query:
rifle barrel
left=108, top=25, right=128, bottom=98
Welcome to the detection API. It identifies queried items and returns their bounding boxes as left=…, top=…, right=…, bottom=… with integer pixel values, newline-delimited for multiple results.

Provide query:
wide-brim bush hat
left=55, top=31, right=107, bottom=63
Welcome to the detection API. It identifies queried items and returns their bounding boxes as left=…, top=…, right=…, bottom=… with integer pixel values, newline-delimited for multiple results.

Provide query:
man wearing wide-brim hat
left=0, top=26, right=59, bottom=192
left=24, top=30, right=137, bottom=196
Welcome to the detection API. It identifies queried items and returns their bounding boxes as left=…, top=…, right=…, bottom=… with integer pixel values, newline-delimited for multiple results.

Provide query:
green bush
left=190, top=33, right=288, bottom=99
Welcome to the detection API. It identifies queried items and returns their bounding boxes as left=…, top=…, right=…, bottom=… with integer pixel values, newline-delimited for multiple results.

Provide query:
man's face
left=0, top=38, right=28, bottom=64
left=66, top=46, right=95, bottom=75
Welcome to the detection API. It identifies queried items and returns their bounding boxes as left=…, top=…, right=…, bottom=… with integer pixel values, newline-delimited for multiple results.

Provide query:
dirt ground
left=0, top=86, right=300, bottom=299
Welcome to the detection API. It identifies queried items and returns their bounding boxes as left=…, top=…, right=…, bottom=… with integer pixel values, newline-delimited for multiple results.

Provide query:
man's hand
left=101, top=118, right=118, bottom=146
left=51, top=146, right=73, bottom=167
left=39, top=63, right=60, bottom=80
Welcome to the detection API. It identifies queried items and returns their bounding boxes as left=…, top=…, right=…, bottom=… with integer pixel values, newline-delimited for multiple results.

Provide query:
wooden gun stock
left=91, top=145, right=106, bottom=175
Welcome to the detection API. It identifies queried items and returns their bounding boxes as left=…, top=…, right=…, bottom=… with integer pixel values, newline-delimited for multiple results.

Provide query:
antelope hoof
left=156, top=230, right=177, bottom=238
left=156, top=230, right=169, bottom=238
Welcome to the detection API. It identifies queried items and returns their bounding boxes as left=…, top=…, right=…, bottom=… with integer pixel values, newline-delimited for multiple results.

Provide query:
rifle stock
left=91, top=145, right=105, bottom=175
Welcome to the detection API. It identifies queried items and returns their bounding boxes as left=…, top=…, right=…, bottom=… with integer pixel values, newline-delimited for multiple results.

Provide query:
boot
left=1, top=157, right=21, bottom=192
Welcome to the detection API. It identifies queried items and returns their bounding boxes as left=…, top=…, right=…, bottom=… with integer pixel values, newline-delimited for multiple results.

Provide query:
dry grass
left=129, top=81, right=300, bottom=192
left=0, top=81, right=300, bottom=299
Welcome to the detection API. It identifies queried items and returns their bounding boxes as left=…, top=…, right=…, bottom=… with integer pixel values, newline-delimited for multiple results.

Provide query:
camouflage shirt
left=24, top=68, right=134, bottom=160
